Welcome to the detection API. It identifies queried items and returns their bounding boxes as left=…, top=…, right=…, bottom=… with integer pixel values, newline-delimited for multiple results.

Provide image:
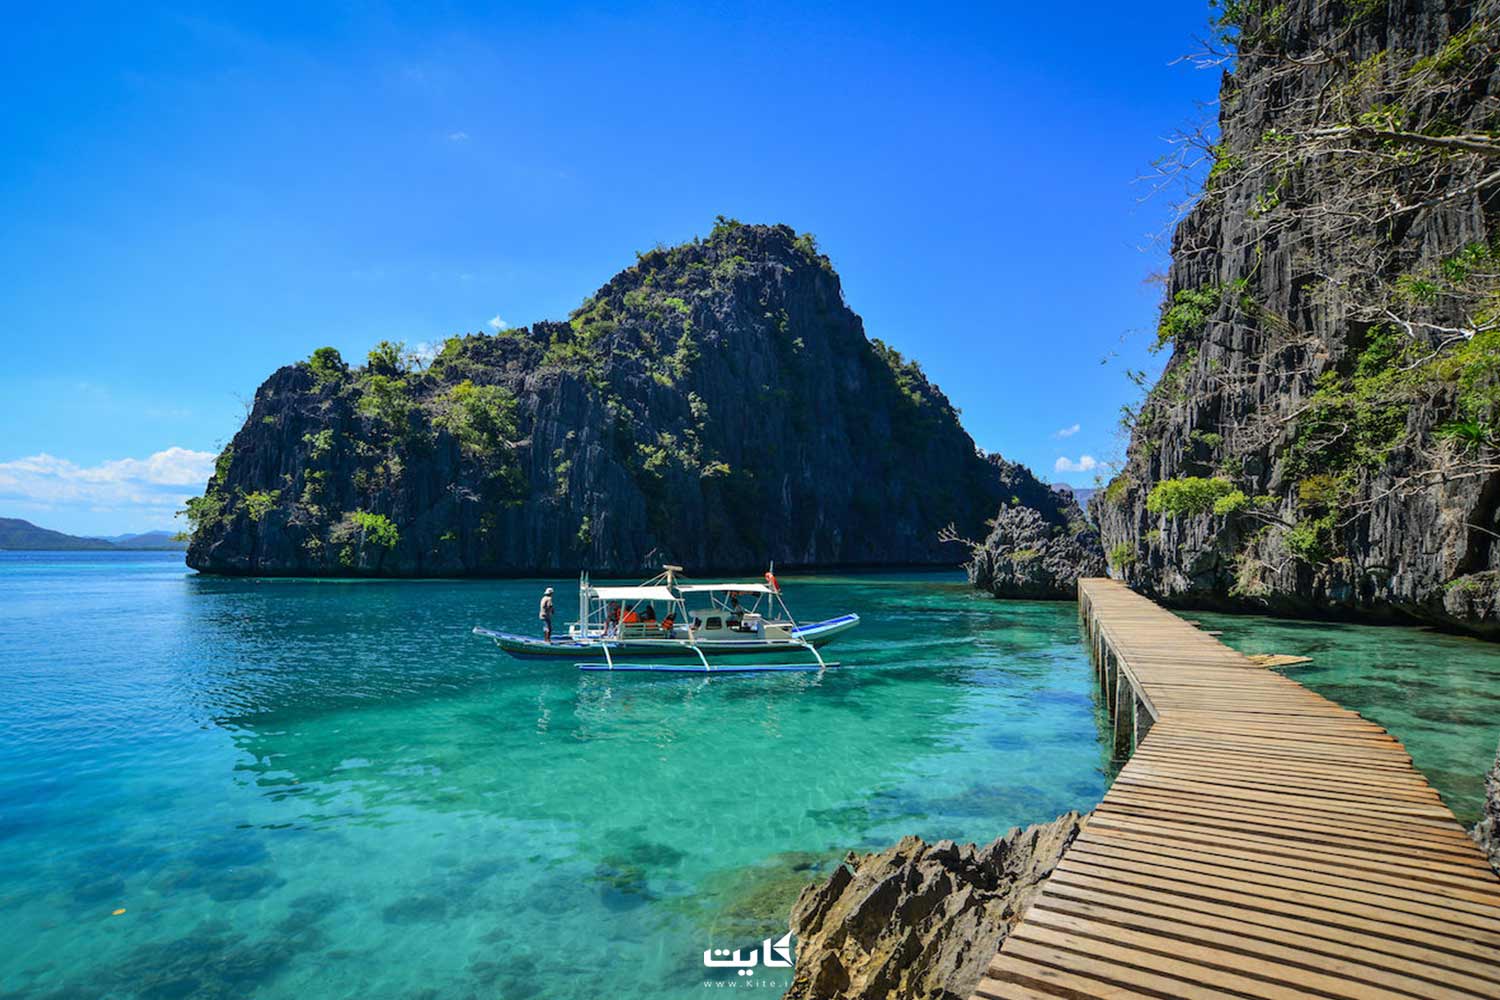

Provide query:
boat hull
left=473, top=613, right=859, bottom=661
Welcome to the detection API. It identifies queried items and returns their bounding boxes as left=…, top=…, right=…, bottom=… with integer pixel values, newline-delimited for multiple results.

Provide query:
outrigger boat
left=473, top=565, right=859, bottom=672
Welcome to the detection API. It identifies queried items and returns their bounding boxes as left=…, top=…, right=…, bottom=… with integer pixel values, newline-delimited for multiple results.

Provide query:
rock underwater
left=785, top=812, right=1085, bottom=1000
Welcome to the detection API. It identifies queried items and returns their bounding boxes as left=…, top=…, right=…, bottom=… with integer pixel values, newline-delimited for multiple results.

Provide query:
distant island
left=0, top=518, right=186, bottom=552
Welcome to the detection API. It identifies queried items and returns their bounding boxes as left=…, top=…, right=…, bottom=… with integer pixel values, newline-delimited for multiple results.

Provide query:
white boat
left=473, top=565, right=859, bottom=672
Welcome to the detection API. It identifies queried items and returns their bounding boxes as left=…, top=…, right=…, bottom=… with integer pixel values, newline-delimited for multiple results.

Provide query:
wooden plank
left=979, top=955, right=1163, bottom=1000
left=1099, top=789, right=1480, bottom=857
left=1020, top=905, right=1442, bottom=1000
left=1121, top=758, right=1446, bottom=806
left=1033, top=881, right=1498, bottom=998
left=967, top=975, right=1077, bottom=1000
left=1042, top=868, right=1500, bottom=989
left=1085, top=813, right=1500, bottom=902
left=1000, top=936, right=1280, bottom=1000
left=1129, top=743, right=1440, bottom=791
left=1074, top=827, right=1500, bottom=916
left=1066, top=838, right=1500, bottom=933
left=1114, top=766, right=1458, bottom=818
left=1060, top=842, right=1500, bottom=962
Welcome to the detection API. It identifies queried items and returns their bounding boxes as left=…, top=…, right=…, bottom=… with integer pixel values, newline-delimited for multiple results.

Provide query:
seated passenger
left=660, top=614, right=675, bottom=632
left=622, top=607, right=640, bottom=624
left=642, top=605, right=657, bottom=622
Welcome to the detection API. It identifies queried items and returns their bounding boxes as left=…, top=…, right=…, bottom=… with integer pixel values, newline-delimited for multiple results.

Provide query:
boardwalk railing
left=972, top=578, right=1500, bottom=1000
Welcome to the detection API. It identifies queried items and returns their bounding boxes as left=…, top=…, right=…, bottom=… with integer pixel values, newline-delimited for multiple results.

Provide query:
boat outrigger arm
left=471, top=564, right=860, bottom=673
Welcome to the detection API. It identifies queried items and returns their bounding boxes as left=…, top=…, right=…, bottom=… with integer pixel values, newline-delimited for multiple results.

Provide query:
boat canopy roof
left=589, top=585, right=678, bottom=601
left=676, top=583, right=775, bottom=594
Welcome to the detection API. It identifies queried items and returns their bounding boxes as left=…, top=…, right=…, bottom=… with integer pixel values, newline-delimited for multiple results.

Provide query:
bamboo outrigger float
left=473, top=565, right=859, bottom=672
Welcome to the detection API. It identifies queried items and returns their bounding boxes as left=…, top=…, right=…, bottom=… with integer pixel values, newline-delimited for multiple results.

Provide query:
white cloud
left=1054, top=454, right=1098, bottom=473
left=0, top=447, right=217, bottom=520
left=488, top=314, right=506, bottom=330
left=447, top=130, right=470, bottom=142
left=1054, top=423, right=1081, bottom=438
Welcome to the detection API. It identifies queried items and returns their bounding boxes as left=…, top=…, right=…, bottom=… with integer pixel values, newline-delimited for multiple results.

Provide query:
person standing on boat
left=539, top=587, right=555, bottom=643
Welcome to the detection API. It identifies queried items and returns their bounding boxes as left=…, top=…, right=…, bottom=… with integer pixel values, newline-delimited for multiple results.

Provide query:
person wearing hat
left=539, top=587, right=555, bottom=643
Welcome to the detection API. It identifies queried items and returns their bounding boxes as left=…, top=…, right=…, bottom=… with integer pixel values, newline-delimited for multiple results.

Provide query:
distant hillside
left=0, top=518, right=117, bottom=550
left=1052, top=484, right=1095, bottom=509
left=0, top=518, right=185, bottom=551
left=95, top=531, right=188, bottom=550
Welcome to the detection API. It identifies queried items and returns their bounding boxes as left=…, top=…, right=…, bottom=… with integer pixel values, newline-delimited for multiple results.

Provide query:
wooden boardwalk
left=973, top=578, right=1500, bottom=1000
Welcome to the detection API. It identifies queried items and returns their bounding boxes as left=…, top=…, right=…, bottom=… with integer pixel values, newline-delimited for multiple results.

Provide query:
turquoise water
left=0, top=554, right=1112, bottom=999
left=1196, top=610, right=1500, bottom=827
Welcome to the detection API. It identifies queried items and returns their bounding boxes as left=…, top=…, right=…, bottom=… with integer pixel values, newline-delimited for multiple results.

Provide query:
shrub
left=1108, top=542, right=1137, bottom=568
left=1211, top=489, right=1250, bottom=515
left=1101, top=475, right=1131, bottom=506
left=350, top=511, right=400, bottom=549
left=308, top=347, right=347, bottom=384
left=242, top=489, right=281, bottom=522
left=711, top=215, right=744, bottom=238
left=179, top=491, right=226, bottom=537
left=366, top=340, right=412, bottom=377
left=357, top=374, right=413, bottom=429
left=302, top=429, right=335, bottom=459
left=1296, top=474, right=1344, bottom=510
left=1436, top=419, right=1495, bottom=451
left=1285, top=513, right=1336, bottom=564
left=437, top=380, right=518, bottom=454
left=1145, top=477, right=1238, bottom=517
left=1154, top=286, right=1222, bottom=352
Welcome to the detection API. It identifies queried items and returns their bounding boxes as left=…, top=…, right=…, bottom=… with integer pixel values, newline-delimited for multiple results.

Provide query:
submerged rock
left=1473, top=741, right=1500, bottom=873
left=785, top=812, right=1084, bottom=1000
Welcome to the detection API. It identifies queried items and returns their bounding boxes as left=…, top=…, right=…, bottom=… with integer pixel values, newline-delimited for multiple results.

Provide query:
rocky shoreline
left=784, top=813, right=1084, bottom=1000
left=1474, top=741, right=1500, bottom=872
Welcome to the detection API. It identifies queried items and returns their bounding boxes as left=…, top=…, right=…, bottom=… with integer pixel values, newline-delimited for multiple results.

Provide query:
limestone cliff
left=185, top=222, right=1008, bottom=576
left=1096, top=0, right=1500, bottom=635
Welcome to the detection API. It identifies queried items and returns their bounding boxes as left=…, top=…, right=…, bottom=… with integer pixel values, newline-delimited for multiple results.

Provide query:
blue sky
left=0, top=1, right=1218, bottom=535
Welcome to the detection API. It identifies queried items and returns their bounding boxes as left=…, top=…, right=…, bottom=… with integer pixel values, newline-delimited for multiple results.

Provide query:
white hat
left=544, top=587, right=554, bottom=594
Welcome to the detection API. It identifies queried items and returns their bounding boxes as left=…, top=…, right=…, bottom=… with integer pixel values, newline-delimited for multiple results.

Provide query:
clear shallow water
left=0, top=554, right=1112, bottom=1000
left=1195, top=610, right=1500, bottom=827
